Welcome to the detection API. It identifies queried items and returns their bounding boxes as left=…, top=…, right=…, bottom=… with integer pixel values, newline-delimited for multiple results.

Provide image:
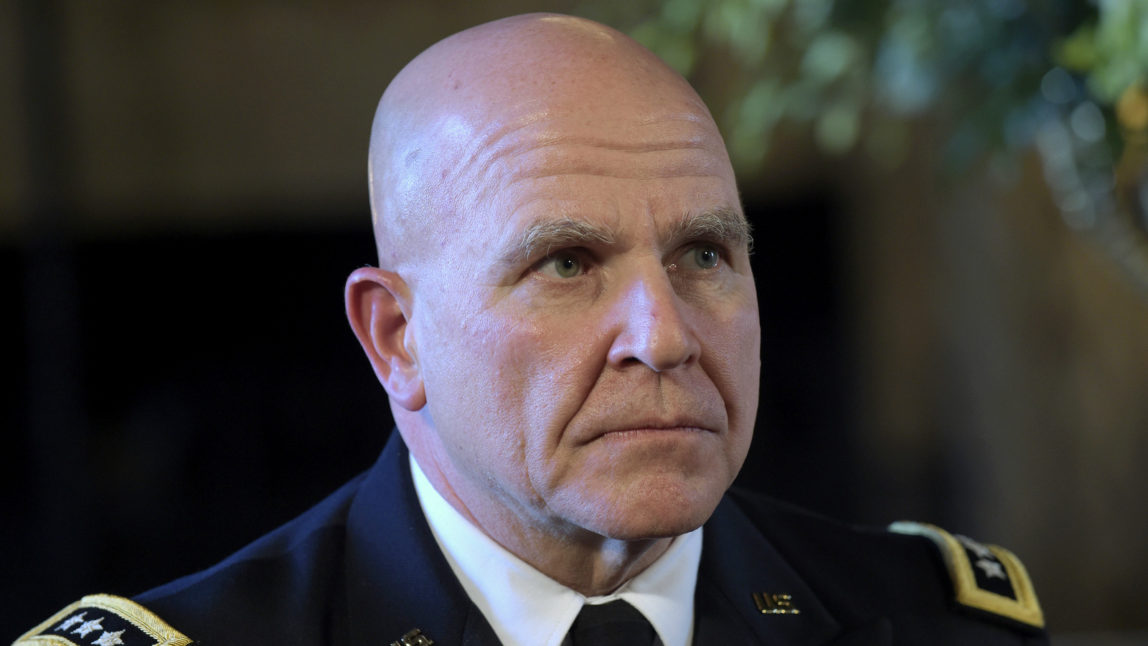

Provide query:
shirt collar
left=410, top=454, right=700, bottom=646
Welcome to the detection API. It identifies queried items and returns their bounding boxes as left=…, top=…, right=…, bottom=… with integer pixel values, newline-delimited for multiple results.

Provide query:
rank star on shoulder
left=976, top=558, right=1007, bottom=579
left=56, top=612, right=86, bottom=631
left=92, top=629, right=126, bottom=646
left=72, top=617, right=105, bottom=637
left=957, top=535, right=994, bottom=560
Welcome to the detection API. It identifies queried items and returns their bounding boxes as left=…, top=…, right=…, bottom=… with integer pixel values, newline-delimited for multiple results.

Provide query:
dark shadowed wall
left=4, top=2, right=1147, bottom=641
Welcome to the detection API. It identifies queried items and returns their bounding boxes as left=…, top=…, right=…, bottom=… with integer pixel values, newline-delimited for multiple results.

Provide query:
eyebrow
left=502, top=207, right=752, bottom=264
left=503, top=217, right=617, bottom=264
left=665, top=207, right=753, bottom=252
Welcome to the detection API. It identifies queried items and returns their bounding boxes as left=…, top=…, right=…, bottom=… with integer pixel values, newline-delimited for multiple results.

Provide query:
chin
left=584, top=480, right=725, bottom=541
left=601, top=516, right=708, bottom=541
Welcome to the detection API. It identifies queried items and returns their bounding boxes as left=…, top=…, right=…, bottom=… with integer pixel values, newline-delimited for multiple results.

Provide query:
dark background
left=6, top=2, right=1148, bottom=641
left=4, top=192, right=873, bottom=637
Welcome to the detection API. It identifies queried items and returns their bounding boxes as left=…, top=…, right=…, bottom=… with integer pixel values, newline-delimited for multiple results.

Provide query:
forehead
left=449, top=103, right=740, bottom=240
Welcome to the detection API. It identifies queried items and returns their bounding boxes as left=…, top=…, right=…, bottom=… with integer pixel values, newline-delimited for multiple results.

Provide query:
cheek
left=416, top=305, right=537, bottom=492
left=704, top=308, right=759, bottom=488
left=426, top=306, right=609, bottom=504
left=509, top=314, right=607, bottom=438
left=424, top=303, right=530, bottom=416
left=700, top=293, right=761, bottom=433
left=421, top=299, right=587, bottom=439
left=476, top=309, right=613, bottom=476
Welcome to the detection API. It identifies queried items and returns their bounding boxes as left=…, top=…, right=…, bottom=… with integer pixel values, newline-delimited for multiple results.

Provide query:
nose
left=606, top=264, right=700, bottom=372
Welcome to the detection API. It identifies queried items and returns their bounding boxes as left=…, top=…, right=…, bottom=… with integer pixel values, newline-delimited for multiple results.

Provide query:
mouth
left=592, top=420, right=718, bottom=442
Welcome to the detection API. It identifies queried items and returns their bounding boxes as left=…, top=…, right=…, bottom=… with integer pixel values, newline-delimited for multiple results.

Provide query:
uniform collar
left=694, top=495, right=844, bottom=645
left=344, top=433, right=884, bottom=646
left=344, top=434, right=501, bottom=646
left=410, top=453, right=700, bottom=646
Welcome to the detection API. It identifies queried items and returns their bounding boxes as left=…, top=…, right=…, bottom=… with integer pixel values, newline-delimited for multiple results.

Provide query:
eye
left=538, top=251, right=584, bottom=278
left=683, top=244, right=721, bottom=270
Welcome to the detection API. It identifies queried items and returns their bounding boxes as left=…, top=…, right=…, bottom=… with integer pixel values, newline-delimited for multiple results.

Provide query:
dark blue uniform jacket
left=21, top=433, right=1051, bottom=645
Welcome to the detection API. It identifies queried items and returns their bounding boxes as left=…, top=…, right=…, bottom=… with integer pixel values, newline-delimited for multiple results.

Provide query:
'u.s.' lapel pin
left=753, top=592, right=801, bottom=615
left=390, top=628, right=434, bottom=646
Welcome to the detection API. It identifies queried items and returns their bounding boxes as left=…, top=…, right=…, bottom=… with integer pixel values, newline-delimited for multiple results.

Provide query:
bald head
left=348, top=14, right=757, bottom=583
left=367, top=13, right=729, bottom=273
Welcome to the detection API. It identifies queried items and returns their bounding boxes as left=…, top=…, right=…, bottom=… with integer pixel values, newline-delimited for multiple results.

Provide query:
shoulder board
left=14, top=594, right=193, bottom=646
left=889, top=521, right=1044, bottom=630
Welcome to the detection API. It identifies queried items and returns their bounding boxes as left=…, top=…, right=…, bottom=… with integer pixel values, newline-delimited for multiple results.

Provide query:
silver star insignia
left=92, top=630, right=127, bottom=646
left=55, top=613, right=86, bottom=631
left=976, top=558, right=1007, bottom=579
left=957, top=535, right=994, bottom=560
left=72, top=617, right=104, bottom=638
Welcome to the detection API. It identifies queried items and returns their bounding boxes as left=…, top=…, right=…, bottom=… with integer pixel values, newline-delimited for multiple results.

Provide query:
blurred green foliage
left=579, top=0, right=1147, bottom=177
left=577, top=0, right=1148, bottom=292
left=1058, top=1, right=1148, bottom=104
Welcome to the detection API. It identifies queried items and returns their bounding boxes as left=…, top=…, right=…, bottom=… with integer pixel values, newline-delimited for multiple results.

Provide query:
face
left=406, top=85, right=760, bottom=544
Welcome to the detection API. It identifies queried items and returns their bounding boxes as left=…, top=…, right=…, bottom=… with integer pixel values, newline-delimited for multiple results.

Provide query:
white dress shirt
left=410, top=454, right=701, bottom=646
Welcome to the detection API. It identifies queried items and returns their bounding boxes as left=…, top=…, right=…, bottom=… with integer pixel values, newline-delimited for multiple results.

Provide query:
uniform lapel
left=822, top=619, right=893, bottom=645
left=343, top=433, right=502, bottom=646
left=341, top=435, right=893, bottom=646
left=696, top=497, right=891, bottom=646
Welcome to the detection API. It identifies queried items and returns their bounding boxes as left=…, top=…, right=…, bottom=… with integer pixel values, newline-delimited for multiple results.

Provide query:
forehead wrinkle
left=492, top=141, right=729, bottom=195
left=449, top=112, right=723, bottom=200
left=491, top=110, right=720, bottom=156
left=510, top=134, right=714, bottom=155
left=500, top=171, right=723, bottom=193
left=438, top=110, right=551, bottom=201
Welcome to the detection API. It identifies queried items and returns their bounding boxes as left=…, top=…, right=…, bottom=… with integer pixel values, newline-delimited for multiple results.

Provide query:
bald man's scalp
left=365, top=13, right=721, bottom=275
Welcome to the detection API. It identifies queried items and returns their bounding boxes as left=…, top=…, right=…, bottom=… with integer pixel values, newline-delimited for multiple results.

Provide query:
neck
left=413, top=442, right=673, bottom=596
left=499, top=522, right=673, bottom=597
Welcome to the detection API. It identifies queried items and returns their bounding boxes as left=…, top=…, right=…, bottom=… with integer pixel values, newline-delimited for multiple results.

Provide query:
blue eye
left=688, top=245, right=721, bottom=270
left=541, top=252, right=583, bottom=278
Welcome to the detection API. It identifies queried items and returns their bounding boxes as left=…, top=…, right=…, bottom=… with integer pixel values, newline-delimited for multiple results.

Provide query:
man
left=16, top=13, right=1048, bottom=646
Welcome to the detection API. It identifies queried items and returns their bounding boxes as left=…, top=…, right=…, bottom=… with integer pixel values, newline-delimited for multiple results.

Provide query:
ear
left=345, top=266, right=427, bottom=411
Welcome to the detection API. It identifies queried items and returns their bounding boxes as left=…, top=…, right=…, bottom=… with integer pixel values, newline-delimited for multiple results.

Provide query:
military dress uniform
left=15, top=433, right=1049, bottom=645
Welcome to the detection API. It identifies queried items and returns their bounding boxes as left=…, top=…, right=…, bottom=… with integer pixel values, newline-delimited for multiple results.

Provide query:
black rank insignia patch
left=14, top=594, right=193, bottom=646
left=889, top=521, right=1044, bottom=630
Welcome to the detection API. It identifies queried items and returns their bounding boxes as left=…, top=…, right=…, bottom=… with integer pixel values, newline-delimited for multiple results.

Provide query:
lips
left=570, top=370, right=729, bottom=445
left=586, top=417, right=720, bottom=444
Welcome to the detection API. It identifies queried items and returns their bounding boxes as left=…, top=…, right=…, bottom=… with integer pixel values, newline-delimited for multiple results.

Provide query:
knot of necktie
left=565, top=600, right=657, bottom=646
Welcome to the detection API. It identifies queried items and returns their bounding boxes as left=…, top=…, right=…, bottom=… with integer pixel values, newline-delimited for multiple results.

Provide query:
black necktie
left=566, top=600, right=658, bottom=646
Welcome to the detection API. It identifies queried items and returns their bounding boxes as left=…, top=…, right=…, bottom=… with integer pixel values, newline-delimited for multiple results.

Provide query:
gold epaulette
left=14, top=594, right=192, bottom=646
left=889, top=521, right=1044, bottom=629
